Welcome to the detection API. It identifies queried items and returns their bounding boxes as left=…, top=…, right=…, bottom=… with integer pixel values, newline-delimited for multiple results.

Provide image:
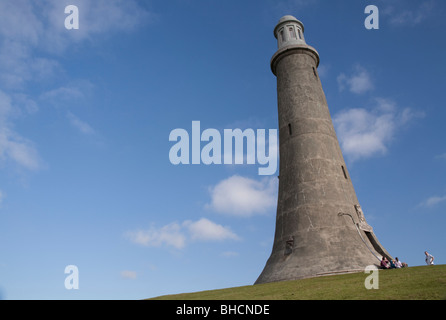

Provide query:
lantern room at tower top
left=274, top=15, right=306, bottom=49
left=270, top=15, right=320, bottom=76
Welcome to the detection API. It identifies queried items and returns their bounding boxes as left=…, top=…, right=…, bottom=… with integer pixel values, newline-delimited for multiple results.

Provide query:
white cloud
left=0, top=41, right=54, bottom=90
left=184, top=218, right=239, bottom=241
left=13, top=94, right=39, bottom=115
left=337, top=65, right=374, bottom=94
left=384, top=1, right=435, bottom=26
left=333, top=98, right=424, bottom=162
left=0, top=0, right=152, bottom=87
left=207, top=175, right=277, bottom=217
left=2, top=0, right=153, bottom=52
left=126, top=222, right=186, bottom=249
left=0, top=129, right=41, bottom=171
left=125, top=218, right=239, bottom=249
left=67, top=112, right=95, bottom=135
left=0, top=1, right=151, bottom=175
left=420, top=194, right=446, bottom=208
left=0, top=1, right=43, bottom=44
left=0, top=91, right=41, bottom=171
left=0, top=1, right=151, bottom=173
left=120, top=270, right=137, bottom=279
left=39, top=0, right=153, bottom=53
left=40, top=82, right=96, bottom=135
left=0, top=3, right=55, bottom=89
left=40, top=86, right=86, bottom=103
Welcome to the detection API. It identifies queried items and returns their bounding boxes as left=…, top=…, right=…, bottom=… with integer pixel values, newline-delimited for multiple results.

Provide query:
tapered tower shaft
left=255, top=16, right=391, bottom=284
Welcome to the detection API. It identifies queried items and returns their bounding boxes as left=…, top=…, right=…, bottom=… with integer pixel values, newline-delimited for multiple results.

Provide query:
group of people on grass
left=379, top=251, right=435, bottom=269
left=380, top=256, right=407, bottom=269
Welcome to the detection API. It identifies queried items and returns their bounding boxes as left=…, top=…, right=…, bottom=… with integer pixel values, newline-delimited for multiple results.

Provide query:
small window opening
left=341, top=165, right=348, bottom=179
left=280, top=29, right=285, bottom=42
left=297, top=28, right=302, bottom=39
left=289, top=26, right=296, bottom=39
left=288, top=123, right=292, bottom=136
left=284, top=236, right=294, bottom=255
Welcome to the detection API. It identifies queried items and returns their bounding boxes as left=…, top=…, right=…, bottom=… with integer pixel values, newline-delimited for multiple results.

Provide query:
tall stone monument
left=255, top=15, right=391, bottom=284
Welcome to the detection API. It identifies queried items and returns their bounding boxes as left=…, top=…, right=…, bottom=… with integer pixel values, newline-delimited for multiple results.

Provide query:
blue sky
left=0, top=0, right=445, bottom=299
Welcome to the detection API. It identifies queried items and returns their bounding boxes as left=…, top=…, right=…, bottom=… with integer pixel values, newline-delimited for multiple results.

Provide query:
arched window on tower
left=288, top=26, right=297, bottom=39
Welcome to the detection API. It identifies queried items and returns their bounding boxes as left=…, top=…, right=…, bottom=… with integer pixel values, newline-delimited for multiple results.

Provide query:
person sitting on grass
left=390, top=259, right=397, bottom=268
left=394, top=257, right=408, bottom=268
left=380, top=256, right=390, bottom=269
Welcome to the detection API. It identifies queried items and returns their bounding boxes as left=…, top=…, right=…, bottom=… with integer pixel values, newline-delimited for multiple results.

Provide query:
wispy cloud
left=0, top=0, right=153, bottom=52
left=206, top=175, right=278, bottom=217
left=419, top=194, right=446, bottom=208
left=66, top=112, right=95, bottom=135
left=0, top=90, right=41, bottom=171
left=120, top=270, right=137, bottom=279
left=0, top=1, right=151, bottom=173
left=333, top=98, right=424, bottom=162
left=125, top=218, right=239, bottom=250
left=0, top=1, right=152, bottom=88
left=435, top=153, right=446, bottom=161
left=40, top=0, right=154, bottom=53
left=40, top=86, right=86, bottom=104
left=0, top=1, right=52, bottom=89
left=0, top=128, right=41, bottom=171
left=383, top=0, right=436, bottom=27
left=337, top=65, right=374, bottom=94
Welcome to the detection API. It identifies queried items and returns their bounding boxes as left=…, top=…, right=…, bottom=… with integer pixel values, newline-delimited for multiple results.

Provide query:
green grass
left=150, top=265, right=446, bottom=300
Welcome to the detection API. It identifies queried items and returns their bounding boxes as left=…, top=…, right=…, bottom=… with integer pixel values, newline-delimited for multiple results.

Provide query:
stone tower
left=255, top=15, right=391, bottom=284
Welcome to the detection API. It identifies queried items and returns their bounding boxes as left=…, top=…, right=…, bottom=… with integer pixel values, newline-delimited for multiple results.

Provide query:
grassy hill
left=150, top=265, right=446, bottom=300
